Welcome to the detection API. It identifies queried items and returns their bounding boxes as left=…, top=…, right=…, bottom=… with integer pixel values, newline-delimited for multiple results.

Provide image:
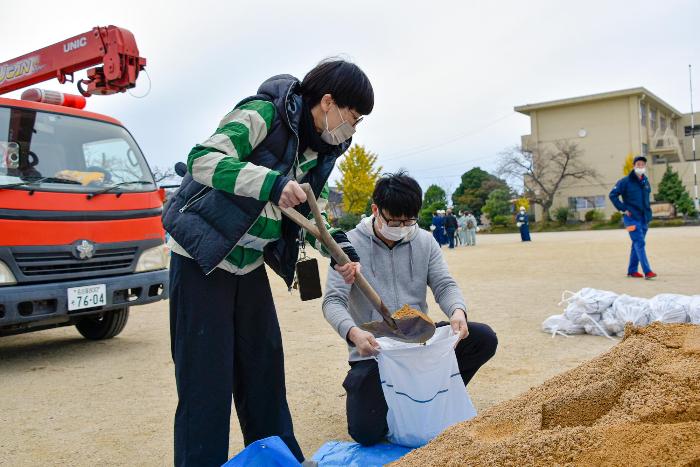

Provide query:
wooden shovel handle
left=280, top=184, right=397, bottom=328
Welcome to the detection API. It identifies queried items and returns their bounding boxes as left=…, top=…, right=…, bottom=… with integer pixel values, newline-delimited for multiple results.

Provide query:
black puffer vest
left=162, top=75, right=350, bottom=286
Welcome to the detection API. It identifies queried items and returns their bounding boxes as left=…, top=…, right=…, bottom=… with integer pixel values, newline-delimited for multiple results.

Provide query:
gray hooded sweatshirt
left=322, top=216, right=467, bottom=362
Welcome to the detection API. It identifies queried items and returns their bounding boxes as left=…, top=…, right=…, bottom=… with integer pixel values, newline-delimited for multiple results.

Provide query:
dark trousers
left=343, top=321, right=498, bottom=446
left=624, top=217, right=651, bottom=274
left=169, top=254, right=303, bottom=466
left=519, top=224, right=531, bottom=241
left=446, top=228, right=456, bottom=248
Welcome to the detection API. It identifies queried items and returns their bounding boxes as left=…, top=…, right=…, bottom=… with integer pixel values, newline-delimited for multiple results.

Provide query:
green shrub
left=337, top=213, right=361, bottom=231
left=591, top=222, right=617, bottom=230
left=554, top=207, right=570, bottom=225
left=491, top=214, right=511, bottom=227
left=609, top=211, right=623, bottom=225
left=649, top=219, right=685, bottom=228
left=584, top=209, right=604, bottom=222
left=418, top=201, right=446, bottom=230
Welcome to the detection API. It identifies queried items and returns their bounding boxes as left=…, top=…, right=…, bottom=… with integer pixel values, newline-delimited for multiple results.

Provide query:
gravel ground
left=1, top=226, right=698, bottom=466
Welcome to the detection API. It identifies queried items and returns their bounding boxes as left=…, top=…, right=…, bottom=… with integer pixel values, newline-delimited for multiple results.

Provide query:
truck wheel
left=75, top=307, right=129, bottom=340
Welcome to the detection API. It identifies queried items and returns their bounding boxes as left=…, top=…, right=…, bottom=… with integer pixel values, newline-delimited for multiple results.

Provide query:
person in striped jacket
left=163, top=60, right=373, bottom=466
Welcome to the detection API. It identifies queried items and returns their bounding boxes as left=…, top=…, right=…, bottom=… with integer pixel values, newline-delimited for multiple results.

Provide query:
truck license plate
left=67, top=284, right=107, bottom=311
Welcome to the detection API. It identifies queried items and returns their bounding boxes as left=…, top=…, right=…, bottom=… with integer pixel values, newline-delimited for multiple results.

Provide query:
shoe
left=645, top=271, right=658, bottom=280
left=627, top=272, right=644, bottom=278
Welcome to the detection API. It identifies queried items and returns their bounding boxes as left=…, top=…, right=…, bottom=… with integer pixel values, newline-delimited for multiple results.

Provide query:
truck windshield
left=0, top=106, right=155, bottom=193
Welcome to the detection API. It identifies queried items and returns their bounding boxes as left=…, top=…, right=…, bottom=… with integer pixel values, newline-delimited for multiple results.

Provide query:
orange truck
left=0, top=26, right=169, bottom=339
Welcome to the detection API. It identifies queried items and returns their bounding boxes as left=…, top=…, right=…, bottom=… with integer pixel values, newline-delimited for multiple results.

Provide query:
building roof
left=514, top=87, right=683, bottom=117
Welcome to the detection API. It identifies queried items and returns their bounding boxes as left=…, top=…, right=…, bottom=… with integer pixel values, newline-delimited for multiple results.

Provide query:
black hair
left=633, top=155, right=647, bottom=164
left=300, top=58, right=374, bottom=115
left=372, top=171, right=422, bottom=218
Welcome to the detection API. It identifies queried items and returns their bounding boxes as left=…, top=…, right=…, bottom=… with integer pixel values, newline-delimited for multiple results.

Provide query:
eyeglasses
left=378, top=210, right=418, bottom=227
left=348, top=110, right=363, bottom=127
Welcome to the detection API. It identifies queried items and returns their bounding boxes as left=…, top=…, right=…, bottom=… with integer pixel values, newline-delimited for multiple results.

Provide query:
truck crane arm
left=0, top=25, right=146, bottom=97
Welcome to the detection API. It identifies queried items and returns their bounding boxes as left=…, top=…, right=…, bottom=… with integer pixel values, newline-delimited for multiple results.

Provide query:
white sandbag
left=541, top=314, right=585, bottom=336
left=376, top=326, right=477, bottom=448
left=602, top=309, right=626, bottom=335
left=611, top=294, right=651, bottom=327
left=561, top=288, right=618, bottom=324
left=649, top=294, right=690, bottom=323
left=584, top=321, right=609, bottom=337
left=689, top=296, right=700, bottom=324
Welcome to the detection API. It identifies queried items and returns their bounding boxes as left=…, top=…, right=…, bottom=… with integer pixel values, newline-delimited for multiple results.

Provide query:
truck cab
left=0, top=95, right=169, bottom=339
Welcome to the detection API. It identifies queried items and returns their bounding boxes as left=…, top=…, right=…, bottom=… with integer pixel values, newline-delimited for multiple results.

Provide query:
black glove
left=330, top=231, right=360, bottom=269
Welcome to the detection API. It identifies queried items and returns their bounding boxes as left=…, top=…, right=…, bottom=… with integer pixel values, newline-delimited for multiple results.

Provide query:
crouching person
left=322, top=171, right=498, bottom=446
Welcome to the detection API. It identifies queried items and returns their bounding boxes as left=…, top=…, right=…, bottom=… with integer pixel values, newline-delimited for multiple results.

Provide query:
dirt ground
left=1, top=227, right=698, bottom=466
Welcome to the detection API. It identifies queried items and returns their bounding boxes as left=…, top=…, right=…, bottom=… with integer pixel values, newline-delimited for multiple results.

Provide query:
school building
left=515, top=87, right=699, bottom=220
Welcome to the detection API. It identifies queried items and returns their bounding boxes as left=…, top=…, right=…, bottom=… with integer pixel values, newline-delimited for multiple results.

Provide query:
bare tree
left=498, top=141, right=599, bottom=221
left=151, top=165, right=175, bottom=183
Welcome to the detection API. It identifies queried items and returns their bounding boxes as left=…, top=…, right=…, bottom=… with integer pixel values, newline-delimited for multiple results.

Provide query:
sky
left=2, top=0, right=699, bottom=200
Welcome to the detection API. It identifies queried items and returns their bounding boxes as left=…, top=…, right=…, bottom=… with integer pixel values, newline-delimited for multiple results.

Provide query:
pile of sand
left=393, top=323, right=700, bottom=466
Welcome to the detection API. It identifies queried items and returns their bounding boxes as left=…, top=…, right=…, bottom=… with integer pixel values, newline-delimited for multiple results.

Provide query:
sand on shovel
left=392, top=304, right=431, bottom=321
left=392, top=322, right=700, bottom=467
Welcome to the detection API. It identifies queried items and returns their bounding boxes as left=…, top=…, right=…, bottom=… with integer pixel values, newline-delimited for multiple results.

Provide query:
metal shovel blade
left=359, top=309, right=436, bottom=344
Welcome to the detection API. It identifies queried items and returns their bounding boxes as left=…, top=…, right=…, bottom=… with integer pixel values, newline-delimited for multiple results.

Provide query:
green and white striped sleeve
left=186, top=100, right=283, bottom=201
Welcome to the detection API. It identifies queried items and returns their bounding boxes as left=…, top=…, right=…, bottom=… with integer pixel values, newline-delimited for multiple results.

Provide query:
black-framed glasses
left=378, top=210, right=418, bottom=227
left=349, top=110, right=363, bottom=127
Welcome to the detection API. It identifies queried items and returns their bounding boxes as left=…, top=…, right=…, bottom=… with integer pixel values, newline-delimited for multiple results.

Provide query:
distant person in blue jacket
left=515, top=207, right=530, bottom=241
left=609, top=156, right=657, bottom=279
left=432, top=211, right=446, bottom=246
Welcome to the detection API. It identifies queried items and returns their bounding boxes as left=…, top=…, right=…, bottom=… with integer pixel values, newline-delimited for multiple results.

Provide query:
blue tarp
left=222, top=436, right=300, bottom=467
left=312, top=441, right=413, bottom=466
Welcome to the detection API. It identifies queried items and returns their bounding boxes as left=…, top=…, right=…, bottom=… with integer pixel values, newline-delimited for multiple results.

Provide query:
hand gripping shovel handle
left=280, top=184, right=398, bottom=330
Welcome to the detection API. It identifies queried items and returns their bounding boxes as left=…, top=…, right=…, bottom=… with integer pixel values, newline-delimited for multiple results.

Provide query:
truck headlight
left=0, top=260, right=17, bottom=286
left=135, top=245, right=169, bottom=272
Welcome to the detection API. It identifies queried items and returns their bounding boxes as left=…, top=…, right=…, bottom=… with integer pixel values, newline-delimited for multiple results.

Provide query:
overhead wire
left=379, top=112, right=518, bottom=163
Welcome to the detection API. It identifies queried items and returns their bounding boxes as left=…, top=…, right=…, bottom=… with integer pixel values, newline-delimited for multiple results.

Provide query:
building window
left=685, top=125, right=700, bottom=137
left=568, top=195, right=606, bottom=211
left=652, top=154, right=680, bottom=164
left=660, top=115, right=667, bottom=131
left=650, top=108, right=657, bottom=131
left=640, top=103, right=647, bottom=127
left=642, top=143, right=649, bottom=156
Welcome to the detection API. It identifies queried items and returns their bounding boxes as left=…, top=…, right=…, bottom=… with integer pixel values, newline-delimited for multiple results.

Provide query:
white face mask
left=379, top=222, right=414, bottom=241
left=634, top=167, right=646, bottom=176
left=321, top=104, right=356, bottom=145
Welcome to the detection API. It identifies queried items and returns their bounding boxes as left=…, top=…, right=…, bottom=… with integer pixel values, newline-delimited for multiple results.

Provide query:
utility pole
left=690, top=65, right=699, bottom=212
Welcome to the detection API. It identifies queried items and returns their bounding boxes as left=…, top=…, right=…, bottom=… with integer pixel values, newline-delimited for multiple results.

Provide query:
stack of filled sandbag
left=542, top=288, right=699, bottom=338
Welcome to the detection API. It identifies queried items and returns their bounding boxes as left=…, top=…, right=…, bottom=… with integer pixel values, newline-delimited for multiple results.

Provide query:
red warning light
left=20, top=88, right=87, bottom=109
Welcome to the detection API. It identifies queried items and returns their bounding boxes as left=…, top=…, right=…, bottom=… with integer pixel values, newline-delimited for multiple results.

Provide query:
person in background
left=516, top=206, right=531, bottom=242
left=432, top=210, right=445, bottom=246
left=464, top=210, right=478, bottom=246
left=444, top=208, right=458, bottom=249
left=162, top=59, right=371, bottom=466
left=457, top=210, right=468, bottom=246
left=609, top=155, right=657, bottom=279
left=322, top=172, right=498, bottom=446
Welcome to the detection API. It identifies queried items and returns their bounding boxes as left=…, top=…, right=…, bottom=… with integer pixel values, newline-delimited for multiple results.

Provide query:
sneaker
left=627, top=272, right=644, bottom=278
left=645, top=271, right=658, bottom=280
